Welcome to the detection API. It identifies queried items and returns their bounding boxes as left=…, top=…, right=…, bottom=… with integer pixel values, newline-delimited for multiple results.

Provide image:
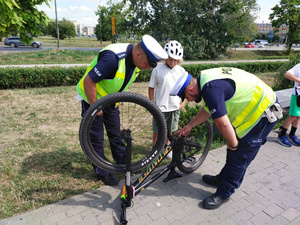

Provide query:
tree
left=125, top=0, right=258, bottom=59
left=0, top=0, right=50, bottom=44
left=45, top=18, right=76, bottom=40
left=270, top=0, right=300, bottom=54
left=95, top=6, right=111, bottom=41
left=95, top=1, right=131, bottom=43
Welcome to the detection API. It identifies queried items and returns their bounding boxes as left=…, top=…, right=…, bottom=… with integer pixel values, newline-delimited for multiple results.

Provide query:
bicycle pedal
left=184, top=156, right=196, bottom=164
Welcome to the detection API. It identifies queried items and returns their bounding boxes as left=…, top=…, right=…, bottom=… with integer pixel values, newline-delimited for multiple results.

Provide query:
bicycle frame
left=120, top=131, right=186, bottom=224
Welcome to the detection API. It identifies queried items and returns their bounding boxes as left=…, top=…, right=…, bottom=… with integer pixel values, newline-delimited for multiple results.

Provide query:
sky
left=37, top=0, right=280, bottom=27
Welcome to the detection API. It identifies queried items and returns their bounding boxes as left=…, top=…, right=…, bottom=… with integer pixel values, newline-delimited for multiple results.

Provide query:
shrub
left=0, top=66, right=86, bottom=89
left=0, top=62, right=286, bottom=89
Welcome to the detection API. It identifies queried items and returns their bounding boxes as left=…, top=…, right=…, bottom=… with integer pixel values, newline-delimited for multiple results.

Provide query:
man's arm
left=213, top=115, right=239, bottom=150
left=83, top=74, right=98, bottom=106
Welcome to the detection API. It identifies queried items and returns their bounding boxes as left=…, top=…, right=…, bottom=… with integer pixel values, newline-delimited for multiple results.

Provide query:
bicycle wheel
left=79, top=92, right=167, bottom=173
left=177, top=119, right=213, bottom=173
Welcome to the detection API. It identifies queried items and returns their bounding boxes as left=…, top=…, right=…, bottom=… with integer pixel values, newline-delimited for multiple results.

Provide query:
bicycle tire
left=79, top=92, right=167, bottom=173
left=177, top=119, right=213, bottom=174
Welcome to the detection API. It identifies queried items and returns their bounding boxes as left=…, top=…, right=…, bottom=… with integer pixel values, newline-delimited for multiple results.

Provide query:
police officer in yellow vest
left=77, top=35, right=168, bottom=186
left=170, top=67, right=282, bottom=209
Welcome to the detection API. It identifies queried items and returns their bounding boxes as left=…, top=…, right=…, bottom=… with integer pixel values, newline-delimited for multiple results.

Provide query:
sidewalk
left=1, top=129, right=299, bottom=225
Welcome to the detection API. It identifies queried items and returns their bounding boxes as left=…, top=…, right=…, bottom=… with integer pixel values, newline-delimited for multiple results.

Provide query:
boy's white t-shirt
left=148, top=63, right=186, bottom=112
left=287, top=63, right=300, bottom=95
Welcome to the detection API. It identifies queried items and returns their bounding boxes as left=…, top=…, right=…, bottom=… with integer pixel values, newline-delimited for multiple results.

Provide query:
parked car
left=258, top=44, right=265, bottom=48
left=230, top=43, right=240, bottom=49
left=245, top=43, right=255, bottom=48
left=4, top=36, right=42, bottom=48
left=255, top=40, right=269, bottom=46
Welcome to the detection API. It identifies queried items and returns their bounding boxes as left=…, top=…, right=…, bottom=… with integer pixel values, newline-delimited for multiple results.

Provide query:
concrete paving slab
left=1, top=129, right=299, bottom=225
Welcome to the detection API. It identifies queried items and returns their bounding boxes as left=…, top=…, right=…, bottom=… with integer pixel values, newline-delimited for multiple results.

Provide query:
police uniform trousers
left=81, top=100, right=126, bottom=177
left=216, top=117, right=277, bottom=199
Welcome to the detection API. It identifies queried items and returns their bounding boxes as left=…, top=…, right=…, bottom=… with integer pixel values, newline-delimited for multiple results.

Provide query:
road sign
left=267, top=31, right=274, bottom=40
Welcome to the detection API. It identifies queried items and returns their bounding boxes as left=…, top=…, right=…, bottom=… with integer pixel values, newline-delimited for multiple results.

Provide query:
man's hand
left=175, top=125, right=192, bottom=137
left=97, top=110, right=103, bottom=117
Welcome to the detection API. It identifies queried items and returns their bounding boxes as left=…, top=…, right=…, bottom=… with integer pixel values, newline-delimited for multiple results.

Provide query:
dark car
left=230, top=43, right=240, bottom=49
left=4, top=36, right=42, bottom=48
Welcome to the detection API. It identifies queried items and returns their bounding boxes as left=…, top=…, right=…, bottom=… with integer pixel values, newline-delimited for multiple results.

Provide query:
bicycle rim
left=178, top=120, right=213, bottom=173
left=79, top=92, right=167, bottom=173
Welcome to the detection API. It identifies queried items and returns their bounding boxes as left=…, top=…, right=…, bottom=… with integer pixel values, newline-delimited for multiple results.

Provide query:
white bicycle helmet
left=164, top=40, right=183, bottom=60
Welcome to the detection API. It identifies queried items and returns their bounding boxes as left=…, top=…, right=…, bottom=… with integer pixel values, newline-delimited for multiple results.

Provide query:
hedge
left=0, top=61, right=285, bottom=89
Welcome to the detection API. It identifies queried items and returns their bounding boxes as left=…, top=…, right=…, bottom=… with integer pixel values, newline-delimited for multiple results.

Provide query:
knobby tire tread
left=79, top=92, right=167, bottom=173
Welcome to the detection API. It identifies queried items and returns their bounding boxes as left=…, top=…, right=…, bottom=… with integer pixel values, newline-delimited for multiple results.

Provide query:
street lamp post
left=99, top=14, right=102, bottom=45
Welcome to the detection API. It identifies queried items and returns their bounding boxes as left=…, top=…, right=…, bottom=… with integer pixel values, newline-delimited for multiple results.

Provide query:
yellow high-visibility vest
left=77, top=43, right=140, bottom=103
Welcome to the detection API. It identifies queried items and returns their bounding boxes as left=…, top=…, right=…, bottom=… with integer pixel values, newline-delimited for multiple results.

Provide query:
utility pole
left=54, top=0, right=60, bottom=49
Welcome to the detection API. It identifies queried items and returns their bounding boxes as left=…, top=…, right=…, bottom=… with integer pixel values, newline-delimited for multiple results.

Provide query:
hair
left=135, top=42, right=144, bottom=53
left=164, top=57, right=183, bottom=67
left=188, top=76, right=197, bottom=86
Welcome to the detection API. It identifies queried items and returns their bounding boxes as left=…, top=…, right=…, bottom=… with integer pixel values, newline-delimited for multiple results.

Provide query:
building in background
left=72, top=21, right=95, bottom=37
left=83, top=26, right=95, bottom=37
left=72, top=21, right=83, bottom=36
left=257, top=22, right=288, bottom=44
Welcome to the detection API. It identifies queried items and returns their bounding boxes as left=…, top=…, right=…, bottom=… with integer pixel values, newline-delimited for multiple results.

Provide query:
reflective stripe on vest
left=235, top=93, right=271, bottom=134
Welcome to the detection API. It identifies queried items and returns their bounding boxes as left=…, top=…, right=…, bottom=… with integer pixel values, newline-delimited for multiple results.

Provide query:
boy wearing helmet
left=148, top=40, right=186, bottom=158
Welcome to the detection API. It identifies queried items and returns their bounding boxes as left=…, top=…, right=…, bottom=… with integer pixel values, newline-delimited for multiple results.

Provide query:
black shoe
left=203, top=193, right=230, bottom=209
left=98, top=173, right=120, bottom=186
left=202, top=174, right=221, bottom=186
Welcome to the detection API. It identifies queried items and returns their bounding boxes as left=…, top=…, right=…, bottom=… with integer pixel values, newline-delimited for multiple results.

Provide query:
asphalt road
left=1, top=43, right=296, bottom=53
left=0, top=45, right=101, bottom=52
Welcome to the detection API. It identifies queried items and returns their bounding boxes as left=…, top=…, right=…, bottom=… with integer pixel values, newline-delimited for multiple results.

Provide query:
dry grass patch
left=0, top=86, right=101, bottom=219
left=0, top=83, right=152, bottom=219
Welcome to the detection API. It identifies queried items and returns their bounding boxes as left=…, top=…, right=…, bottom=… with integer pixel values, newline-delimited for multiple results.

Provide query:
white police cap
left=169, top=71, right=192, bottom=101
left=141, top=35, right=168, bottom=67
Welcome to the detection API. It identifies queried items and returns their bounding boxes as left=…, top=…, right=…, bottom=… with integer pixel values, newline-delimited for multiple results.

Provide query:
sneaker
left=97, top=173, right=120, bottom=186
left=288, top=135, right=300, bottom=146
left=277, top=135, right=292, bottom=147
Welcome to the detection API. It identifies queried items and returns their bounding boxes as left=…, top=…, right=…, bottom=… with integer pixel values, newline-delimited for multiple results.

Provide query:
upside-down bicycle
left=79, top=92, right=213, bottom=224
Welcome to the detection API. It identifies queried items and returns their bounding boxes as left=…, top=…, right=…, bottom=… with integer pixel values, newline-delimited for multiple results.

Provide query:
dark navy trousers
left=81, top=101, right=126, bottom=177
left=216, top=117, right=277, bottom=199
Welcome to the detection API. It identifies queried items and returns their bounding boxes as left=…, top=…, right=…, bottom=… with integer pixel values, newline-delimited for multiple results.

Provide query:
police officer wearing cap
left=170, top=67, right=282, bottom=209
left=76, top=35, right=168, bottom=186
